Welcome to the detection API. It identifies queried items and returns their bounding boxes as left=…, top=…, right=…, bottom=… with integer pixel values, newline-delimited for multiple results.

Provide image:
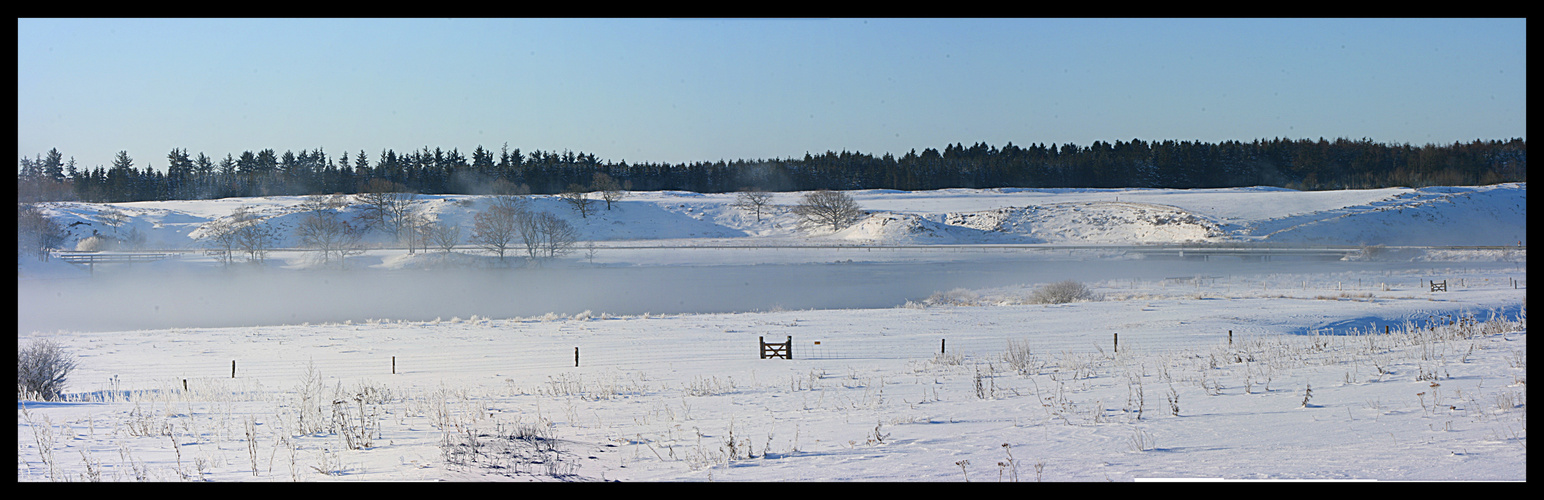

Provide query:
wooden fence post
left=575, top=347, right=580, bottom=367
left=1228, top=330, right=1232, bottom=347
left=941, top=338, right=946, bottom=354
left=1113, top=333, right=1118, bottom=353
left=787, top=336, right=793, bottom=360
left=392, top=356, right=396, bottom=375
left=232, top=360, right=236, bottom=379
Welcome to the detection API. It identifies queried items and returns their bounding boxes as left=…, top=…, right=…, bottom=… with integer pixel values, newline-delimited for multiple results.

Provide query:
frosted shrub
left=1030, top=280, right=1096, bottom=304
left=18, top=339, right=76, bottom=401
left=932, top=351, right=965, bottom=366
left=926, top=288, right=980, bottom=306
left=1003, top=339, right=1042, bottom=375
left=74, top=234, right=116, bottom=252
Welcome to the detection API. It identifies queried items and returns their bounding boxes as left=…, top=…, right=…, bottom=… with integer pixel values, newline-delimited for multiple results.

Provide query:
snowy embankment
left=27, top=183, right=1527, bottom=255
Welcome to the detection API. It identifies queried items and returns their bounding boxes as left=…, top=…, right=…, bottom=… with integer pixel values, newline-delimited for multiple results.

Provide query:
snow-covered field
left=17, top=184, right=1526, bottom=481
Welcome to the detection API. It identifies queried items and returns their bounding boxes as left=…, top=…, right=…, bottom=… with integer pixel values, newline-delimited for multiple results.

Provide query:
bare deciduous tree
left=514, top=210, right=577, bottom=261
left=401, top=211, right=433, bottom=254
left=429, top=219, right=461, bottom=253
left=514, top=210, right=544, bottom=260
left=790, top=190, right=862, bottom=231
left=198, top=216, right=241, bottom=266
left=98, top=208, right=126, bottom=235
left=294, top=195, right=364, bottom=268
left=470, top=196, right=525, bottom=261
left=17, top=204, right=66, bottom=262
left=535, top=211, right=578, bottom=259
left=733, top=188, right=775, bottom=222
left=353, top=179, right=419, bottom=246
left=120, top=225, right=147, bottom=251
left=559, top=184, right=594, bottom=219
left=592, top=172, right=627, bottom=211
left=232, top=207, right=278, bottom=264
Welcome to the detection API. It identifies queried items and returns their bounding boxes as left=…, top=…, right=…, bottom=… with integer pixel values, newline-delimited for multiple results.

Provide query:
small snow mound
left=833, top=213, right=961, bottom=244
left=943, top=202, right=1224, bottom=244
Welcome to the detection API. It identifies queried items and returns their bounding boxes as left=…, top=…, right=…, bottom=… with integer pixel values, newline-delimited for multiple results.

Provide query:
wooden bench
left=760, top=336, right=792, bottom=359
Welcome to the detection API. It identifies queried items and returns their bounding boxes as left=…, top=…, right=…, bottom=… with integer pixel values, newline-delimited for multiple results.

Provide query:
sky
left=17, top=18, right=1527, bottom=172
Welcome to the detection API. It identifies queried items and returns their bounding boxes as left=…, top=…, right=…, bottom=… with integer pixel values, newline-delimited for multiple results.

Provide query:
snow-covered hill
left=28, top=183, right=1526, bottom=253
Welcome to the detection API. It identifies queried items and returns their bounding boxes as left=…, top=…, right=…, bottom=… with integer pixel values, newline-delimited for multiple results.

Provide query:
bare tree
left=429, top=219, right=461, bottom=253
left=790, top=190, right=863, bottom=231
left=470, top=196, right=525, bottom=261
left=17, top=203, right=66, bottom=262
left=401, top=211, right=433, bottom=254
left=198, top=215, right=241, bottom=266
left=592, top=172, right=627, bottom=211
left=535, top=211, right=578, bottom=259
left=733, top=188, right=775, bottom=222
left=514, top=210, right=577, bottom=261
left=514, top=210, right=544, bottom=260
left=98, top=208, right=126, bottom=235
left=231, top=207, right=278, bottom=264
left=559, top=184, right=594, bottom=219
left=353, top=179, right=419, bottom=246
left=294, top=196, right=365, bottom=268
left=119, top=225, right=147, bottom=250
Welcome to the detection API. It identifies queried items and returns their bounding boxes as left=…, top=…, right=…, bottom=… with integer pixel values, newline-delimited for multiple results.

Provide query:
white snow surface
left=17, top=184, right=1527, bottom=482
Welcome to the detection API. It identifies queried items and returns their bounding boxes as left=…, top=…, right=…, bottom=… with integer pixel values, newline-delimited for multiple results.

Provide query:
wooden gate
left=760, top=336, right=792, bottom=359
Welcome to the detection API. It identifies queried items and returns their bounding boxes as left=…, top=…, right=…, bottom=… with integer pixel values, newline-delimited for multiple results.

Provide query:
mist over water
left=17, top=257, right=1509, bottom=334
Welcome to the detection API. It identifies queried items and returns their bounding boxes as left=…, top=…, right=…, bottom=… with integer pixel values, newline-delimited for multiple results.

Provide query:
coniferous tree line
left=17, top=137, right=1526, bottom=204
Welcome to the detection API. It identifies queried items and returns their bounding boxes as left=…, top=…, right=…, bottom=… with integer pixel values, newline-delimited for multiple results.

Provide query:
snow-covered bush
left=1003, top=339, right=1042, bottom=375
left=74, top=234, right=116, bottom=252
left=927, top=288, right=980, bottom=306
left=18, top=339, right=76, bottom=401
left=1030, top=280, right=1097, bottom=304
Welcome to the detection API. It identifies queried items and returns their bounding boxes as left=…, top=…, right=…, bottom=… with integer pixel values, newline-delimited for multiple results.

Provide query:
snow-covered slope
left=28, top=183, right=1526, bottom=253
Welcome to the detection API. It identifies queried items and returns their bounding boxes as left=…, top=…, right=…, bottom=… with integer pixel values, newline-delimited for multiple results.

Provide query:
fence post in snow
left=1113, top=333, right=1118, bottom=354
left=941, top=338, right=946, bottom=354
left=232, top=360, right=236, bottom=379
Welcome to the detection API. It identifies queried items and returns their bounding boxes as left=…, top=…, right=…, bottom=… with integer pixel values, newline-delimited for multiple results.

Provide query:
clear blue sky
left=18, top=18, right=1527, bottom=172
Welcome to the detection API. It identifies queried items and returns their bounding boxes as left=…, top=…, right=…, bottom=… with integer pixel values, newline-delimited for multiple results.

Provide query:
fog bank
left=20, top=258, right=1504, bottom=334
